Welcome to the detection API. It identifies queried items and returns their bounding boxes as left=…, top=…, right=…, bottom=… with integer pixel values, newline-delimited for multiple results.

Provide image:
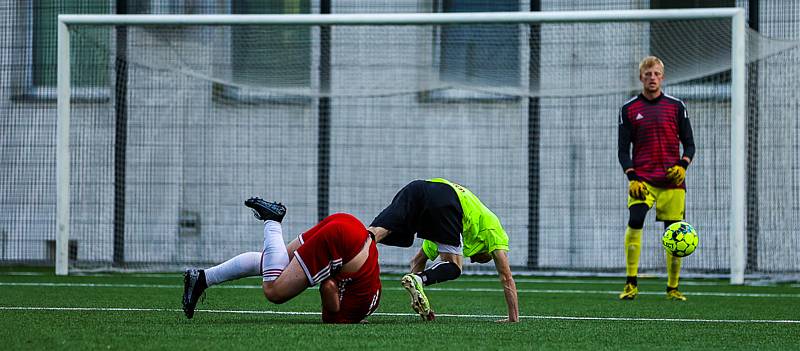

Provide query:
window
left=129, top=0, right=198, bottom=15
left=233, top=0, right=310, bottom=87
left=425, top=0, right=521, bottom=101
left=214, top=0, right=312, bottom=104
left=18, top=1, right=111, bottom=100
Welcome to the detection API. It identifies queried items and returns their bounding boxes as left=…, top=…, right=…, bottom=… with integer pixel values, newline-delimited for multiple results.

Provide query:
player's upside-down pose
left=369, top=178, right=518, bottom=322
left=183, top=198, right=381, bottom=323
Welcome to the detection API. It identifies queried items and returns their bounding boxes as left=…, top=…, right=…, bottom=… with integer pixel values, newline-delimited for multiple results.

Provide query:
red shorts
left=294, top=213, right=381, bottom=323
left=295, top=213, right=369, bottom=285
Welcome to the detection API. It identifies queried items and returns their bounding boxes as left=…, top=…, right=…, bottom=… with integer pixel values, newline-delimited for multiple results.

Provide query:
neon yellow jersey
left=421, top=178, right=510, bottom=260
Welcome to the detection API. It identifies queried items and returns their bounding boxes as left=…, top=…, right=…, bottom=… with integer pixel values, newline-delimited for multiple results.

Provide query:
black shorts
left=370, top=180, right=463, bottom=247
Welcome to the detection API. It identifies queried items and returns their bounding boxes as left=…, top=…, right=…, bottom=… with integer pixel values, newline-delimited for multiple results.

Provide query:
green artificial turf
left=1, top=271, right=799, bottom=350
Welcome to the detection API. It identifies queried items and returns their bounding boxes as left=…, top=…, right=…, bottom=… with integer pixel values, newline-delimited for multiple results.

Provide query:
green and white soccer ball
left=662, top=222, right=699, bottom=257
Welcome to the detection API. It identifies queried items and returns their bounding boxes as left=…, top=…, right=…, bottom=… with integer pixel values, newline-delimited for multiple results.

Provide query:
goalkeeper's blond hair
left=638, top=56, right=664, bottom=76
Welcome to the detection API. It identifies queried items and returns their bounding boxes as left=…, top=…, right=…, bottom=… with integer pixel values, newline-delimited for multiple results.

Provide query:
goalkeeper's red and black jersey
left=618, top=93, right=696, bottom=189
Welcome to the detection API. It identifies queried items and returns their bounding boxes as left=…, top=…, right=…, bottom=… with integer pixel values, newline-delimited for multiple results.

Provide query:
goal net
left=45, top=10, right=800, bottom=281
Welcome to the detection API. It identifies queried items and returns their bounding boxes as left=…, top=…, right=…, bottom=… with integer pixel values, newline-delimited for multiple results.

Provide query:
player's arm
left=617, top=106, right=634, bottom=172
left=319, top=278, right=340, bottom=313
left=618, top=106, right=649, bottom=198
left=410, top=248, right=429, bottom=273
left=677, top=102, right=695, bottom=163
left=491, top=249, right=519, bottom=323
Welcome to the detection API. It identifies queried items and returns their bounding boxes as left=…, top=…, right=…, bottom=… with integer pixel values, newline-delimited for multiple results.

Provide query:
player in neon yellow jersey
left=369, top=178, right=518, bottom=322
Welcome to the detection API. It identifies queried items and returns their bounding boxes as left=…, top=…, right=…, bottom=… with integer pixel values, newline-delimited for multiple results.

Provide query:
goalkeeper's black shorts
left=370, top=179, right=463, bottom=248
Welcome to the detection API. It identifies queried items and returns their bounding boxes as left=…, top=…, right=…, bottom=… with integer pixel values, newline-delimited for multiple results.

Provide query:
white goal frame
left=56, top=9, right=747, bottom=283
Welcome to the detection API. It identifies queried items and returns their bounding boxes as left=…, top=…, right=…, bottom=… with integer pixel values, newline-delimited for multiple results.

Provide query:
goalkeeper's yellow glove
left=666, top=159, right=690, bottom=186
left=626, top=171, right=649, bottom=200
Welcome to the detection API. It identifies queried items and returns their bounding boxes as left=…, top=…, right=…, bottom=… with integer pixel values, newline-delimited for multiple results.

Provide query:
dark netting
left=1, top=1, right=798, bottom=281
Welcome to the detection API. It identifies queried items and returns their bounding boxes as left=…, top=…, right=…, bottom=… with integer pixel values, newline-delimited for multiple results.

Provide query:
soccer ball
left=662, top=222, right=698, bottom=257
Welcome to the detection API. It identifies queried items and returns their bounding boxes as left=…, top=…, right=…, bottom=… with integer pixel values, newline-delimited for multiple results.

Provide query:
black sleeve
left=617, top=106, right=634, bottom=171
left=677, top=103, right=696, bottom=161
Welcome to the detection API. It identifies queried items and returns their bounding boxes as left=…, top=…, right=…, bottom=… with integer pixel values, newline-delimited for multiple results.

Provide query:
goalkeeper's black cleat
left=183, top=268, right=207, bottom=319
left=244, top=197, right=286, bottom=223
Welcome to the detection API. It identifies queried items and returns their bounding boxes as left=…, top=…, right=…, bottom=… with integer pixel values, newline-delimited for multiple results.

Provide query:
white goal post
left=56, top=9, right=747, bottom=283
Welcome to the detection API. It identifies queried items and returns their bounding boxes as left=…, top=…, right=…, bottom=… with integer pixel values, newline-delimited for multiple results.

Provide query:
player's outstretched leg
left=245, top=197, right=286, bottom=222
left=183, top=268, right=208, bottom=319
left=401, top=273, right=435, bottom=321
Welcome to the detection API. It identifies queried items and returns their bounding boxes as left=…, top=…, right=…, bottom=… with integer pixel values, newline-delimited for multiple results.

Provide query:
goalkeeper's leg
left=620, top=204, right=648, bottom=300
left=664, top=220, right=686, bottom=301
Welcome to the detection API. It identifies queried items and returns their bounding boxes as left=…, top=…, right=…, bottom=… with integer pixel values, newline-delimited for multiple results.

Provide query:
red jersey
left=294, top=213, right=381, bottom=323
left=321, top=242, right=381, bottom=324
left=618, top=93, right=695, bottom=188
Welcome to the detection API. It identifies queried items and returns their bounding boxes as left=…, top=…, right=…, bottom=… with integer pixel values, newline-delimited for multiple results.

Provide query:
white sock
left=261, top=220, right=289, bottom=282
left=204, top=252, right=261, bottom=287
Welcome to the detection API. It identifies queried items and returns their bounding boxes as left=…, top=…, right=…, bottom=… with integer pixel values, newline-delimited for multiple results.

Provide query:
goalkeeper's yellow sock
left=624, top=226, right=643, bottom=283
left=666, top=251, right=682, bottom=289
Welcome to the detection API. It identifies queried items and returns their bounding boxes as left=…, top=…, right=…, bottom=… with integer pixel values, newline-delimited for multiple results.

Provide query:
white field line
left=1, top=281, right=799, bottom=298
left=0, top=306, right=798, bottom=324
left=0, top=272, right=729, bottom=286
left=0, top=272, right=780, bottom=287
left=449, top=278, right=728, bottom=286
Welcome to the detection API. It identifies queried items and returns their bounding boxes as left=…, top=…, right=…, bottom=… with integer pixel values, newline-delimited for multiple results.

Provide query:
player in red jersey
left=617, top=56, right=696, bottom=301
left=182, top=198, right=381, bottom=324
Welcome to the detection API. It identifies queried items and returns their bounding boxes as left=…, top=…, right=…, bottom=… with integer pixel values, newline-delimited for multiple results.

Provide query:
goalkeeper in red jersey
left=617, top=56, right=696, bottom=301
left=182, top=199, right=381, bottom=324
